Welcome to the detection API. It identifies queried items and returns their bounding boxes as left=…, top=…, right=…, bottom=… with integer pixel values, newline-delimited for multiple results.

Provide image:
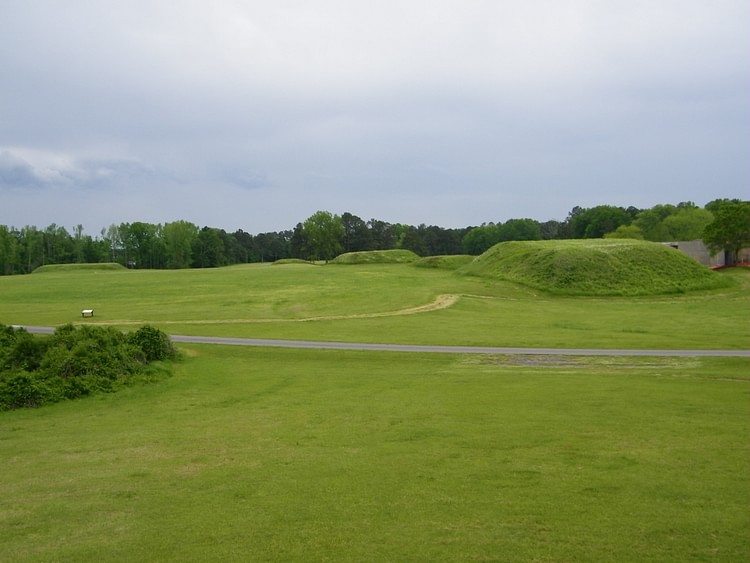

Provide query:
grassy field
left=0, top=263, right=748, bottom=349
left=1, top=262, right=749, bottom=561
left=1, top=346, right=748, bottom=561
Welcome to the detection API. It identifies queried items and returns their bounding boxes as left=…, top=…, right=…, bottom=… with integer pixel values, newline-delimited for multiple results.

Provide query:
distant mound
left=459, top=239, right=732, bottom=296
left=272, top=259, right=316, bottom=265
left=413, top=255, right=475, bottom=270
left=332, top=249, right=420, bottom=265
left=32, top=263, right=127, bottom=274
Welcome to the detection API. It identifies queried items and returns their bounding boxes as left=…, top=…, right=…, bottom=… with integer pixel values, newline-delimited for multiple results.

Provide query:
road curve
left=17, top=326, right=750, bottom=357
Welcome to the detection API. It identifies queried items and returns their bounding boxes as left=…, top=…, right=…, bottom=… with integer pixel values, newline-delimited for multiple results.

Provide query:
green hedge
left=0, top=324, right=177, bottom=410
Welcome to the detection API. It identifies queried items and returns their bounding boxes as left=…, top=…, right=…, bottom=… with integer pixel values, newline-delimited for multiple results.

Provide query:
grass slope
left=1, top=261, right=748, bottom=560
left=1, top=346, right=748, bottom=561
left=272, top=259, right=316, bottom=265
left=32, top=263, right=126, bottom=273
left=460, top=239, right=731, bottom=296
left=332, top=249, right=419, bottom=264
left=412, top=255, right=475, bottom=270
left=1, top=263, right=748, bottom=350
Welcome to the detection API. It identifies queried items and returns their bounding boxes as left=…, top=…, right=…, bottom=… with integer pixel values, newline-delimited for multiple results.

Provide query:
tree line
left=0, top=199, right=747, bottom=275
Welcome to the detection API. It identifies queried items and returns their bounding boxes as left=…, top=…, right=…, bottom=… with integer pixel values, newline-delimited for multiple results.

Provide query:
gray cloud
left=0, top=150, right=158, bottom=191
left=0, top=151, right=44, bottom=188
left=1, top=1, right=748, bottom=232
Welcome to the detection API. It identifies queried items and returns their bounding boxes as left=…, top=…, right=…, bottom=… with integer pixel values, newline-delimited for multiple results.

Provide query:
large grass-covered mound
left=32, top=262, right=127, bottom=273
left=332, top=249, right=419, bottom=264
left=460, top=239, right=732, bottom=296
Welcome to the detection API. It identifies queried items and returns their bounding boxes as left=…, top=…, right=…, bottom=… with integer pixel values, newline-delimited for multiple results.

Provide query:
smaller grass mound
left=459, top=239, right=732, bottom=296
left=32, top=263, right=126, bottom=273
left=332, top=249, right=420, bottom=264
left=272, top=259, right=317, bottom=265
left=413, top=255, right=475, bottom=270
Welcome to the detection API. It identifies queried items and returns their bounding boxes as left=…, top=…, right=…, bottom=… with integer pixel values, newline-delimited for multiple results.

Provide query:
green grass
left=0, top=263, right=747, bottom=350
left=331, top=249, right=420, bottom=264
left=460, top=239, right=732, bottom=296
left=413, top=254, right=475, bottom=270
left=272, top=258, right=316, bottom=265
left=1, top=345, right=748, bottom=561
left=1, top=260, right=749, bottom=560
left=32, top=262, right=126, bottom=273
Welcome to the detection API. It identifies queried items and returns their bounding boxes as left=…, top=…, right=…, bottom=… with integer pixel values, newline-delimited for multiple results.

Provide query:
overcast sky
left=1, top=1, right=748, bottom=234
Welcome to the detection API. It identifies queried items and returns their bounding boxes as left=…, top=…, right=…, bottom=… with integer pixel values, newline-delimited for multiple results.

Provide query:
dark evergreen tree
left=341, top=212, right=372, bottom=252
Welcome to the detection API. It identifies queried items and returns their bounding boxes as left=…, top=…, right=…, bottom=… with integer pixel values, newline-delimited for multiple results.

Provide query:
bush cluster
left=0, top=324, right=177, bottom=410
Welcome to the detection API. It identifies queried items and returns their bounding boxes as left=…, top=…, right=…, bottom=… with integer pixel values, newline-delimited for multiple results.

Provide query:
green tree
left=702, top=200, right=750, bottom=264
left=253, top=231, right=291, bottom=262
left=120, top=222, right=166, bottom=268
left=192, top=227, right=227, bottom=268
left=341, top=212, right=372, bottom=252
left=19, top=226, right=44, bottom=272
left=426, top=225, right=465, bottom=255
left=540, top=220, right=563, bottom=240
left=367, top=219, right=396, bottom=250
left=663, top=207, right=713, bottom=241
left=302, top=211, right=344, bottom=262
left=559, top=206, right=585, bottom=238
left=604, top=225, right=644, bottom=239
left=399, top=225, right=427, bottom=256
left=497, top=218, right=542, bottom=242
left=463, top=224, right=499, bottom=255
left=0, top=225, right=19, bottom=275
left=290, top=223, right=309, bottom=259
left=570, top=206, right=631, bottom=238
left=102, top=224, right=122, bottom=263
left=163, top=220, right=198, bottom=269
left=72, top=224, right=85, bottom=263
left=43, top=224, right=74, bottom=264
left=230, top=230, right=254, bottom=263
left=82, top=234, right=109, bottom=263
left=633, top=209, right=671, bottom=241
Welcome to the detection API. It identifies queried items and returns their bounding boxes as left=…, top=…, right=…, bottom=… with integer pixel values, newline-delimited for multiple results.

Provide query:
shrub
left=0, top=327, right=48, bottom=372
left=128, top=325, right=177, bottom=362
left=0, top=370, right=54, bottom=409
left=0, top=324, right=176, bottom=411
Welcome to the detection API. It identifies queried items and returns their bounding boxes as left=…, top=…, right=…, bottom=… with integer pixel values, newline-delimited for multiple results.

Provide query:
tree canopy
left=0, top=198, right=747, bottom=274
left=702, top=199, right=750, bottom=264
left=301, top=211, right=345, bottom=262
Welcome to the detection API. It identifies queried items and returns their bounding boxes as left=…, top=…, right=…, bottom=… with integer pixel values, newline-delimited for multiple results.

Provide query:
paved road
left=17, top=326, right=750, bottom=357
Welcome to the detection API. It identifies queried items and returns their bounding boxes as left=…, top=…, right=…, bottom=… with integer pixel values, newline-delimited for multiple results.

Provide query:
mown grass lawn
left=1, top=346, right=748, bottom=561
left=0, top=264, right=748, bottom=350
left=1, top=263, right=748, bottom=561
